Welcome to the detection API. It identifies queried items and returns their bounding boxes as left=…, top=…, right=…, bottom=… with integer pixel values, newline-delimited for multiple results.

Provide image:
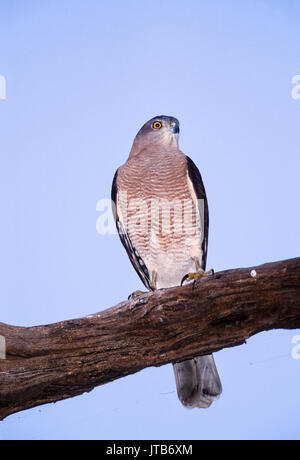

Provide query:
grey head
left=129, top=115, right=180, bottom=157
left=136, top=115, right=180, bottom=137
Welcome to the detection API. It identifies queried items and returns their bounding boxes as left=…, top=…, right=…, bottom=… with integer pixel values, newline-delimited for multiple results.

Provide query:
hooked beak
left=170, top=123, right=180, bottom=134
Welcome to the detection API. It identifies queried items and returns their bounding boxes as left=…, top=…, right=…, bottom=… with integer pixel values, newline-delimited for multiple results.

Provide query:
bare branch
left=0, top=257, right=300, bottom=420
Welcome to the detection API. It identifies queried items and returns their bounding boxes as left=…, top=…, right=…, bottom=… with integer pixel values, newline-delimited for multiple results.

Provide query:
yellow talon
left=128, top=290, right=146, bottom=300
left=128, top=271, right=157, bottom=299
left=181, top=268, right=214, bottom=286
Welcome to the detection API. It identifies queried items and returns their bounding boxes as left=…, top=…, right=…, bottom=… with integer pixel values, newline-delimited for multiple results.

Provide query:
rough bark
left=0, top=257, right=300, bottom=420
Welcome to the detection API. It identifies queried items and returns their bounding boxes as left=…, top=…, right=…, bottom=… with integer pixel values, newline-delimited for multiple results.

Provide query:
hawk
left=111, top=115, right=222, bottom=408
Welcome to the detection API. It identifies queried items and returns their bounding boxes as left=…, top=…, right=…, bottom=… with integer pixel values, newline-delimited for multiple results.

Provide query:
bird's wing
left=186, top=156, right=209, bottom=270
left=111, top=169, right=152, bottom=290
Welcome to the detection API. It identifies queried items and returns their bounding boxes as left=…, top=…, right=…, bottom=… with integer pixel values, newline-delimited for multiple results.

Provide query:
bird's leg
left=181, top=257, right=214, bottom=286
left=128, top=271, right=157, bottom=299
left=151, top=270, right=157, bottom=290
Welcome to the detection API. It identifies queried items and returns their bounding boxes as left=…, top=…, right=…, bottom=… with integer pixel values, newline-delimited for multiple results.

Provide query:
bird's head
left=129, top=115, right=180, bottom=157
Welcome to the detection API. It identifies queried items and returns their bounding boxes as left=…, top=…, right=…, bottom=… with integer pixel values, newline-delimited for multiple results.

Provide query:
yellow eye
left=152, top=121, right=162, bottom=130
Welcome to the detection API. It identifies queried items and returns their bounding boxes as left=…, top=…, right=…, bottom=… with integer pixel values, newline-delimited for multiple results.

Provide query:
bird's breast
left=117, top=150, right=202, bottom=287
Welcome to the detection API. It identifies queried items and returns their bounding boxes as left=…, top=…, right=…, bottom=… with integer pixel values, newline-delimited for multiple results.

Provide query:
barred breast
left=116, top=148, right=203, bottom=289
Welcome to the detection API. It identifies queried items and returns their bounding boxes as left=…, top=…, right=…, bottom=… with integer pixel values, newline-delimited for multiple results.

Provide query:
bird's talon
left=181, top=268, right=215, bottom=286
left=181, top=274, right=190, bottom=286
left=181, top=272, right=199, bottom=285
left=128, top=290, right=146, bottom=300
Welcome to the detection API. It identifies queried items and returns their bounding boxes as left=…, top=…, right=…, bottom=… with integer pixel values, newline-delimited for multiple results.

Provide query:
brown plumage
left=112, top=115, right=222, bottom=408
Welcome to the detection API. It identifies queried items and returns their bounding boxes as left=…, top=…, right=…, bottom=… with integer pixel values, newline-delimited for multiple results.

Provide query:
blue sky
left=0, top=0, right=300, bottom=440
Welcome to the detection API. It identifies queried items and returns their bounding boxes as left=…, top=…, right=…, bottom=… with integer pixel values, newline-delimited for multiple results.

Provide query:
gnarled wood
left=0, top=257, right=300, bottom=420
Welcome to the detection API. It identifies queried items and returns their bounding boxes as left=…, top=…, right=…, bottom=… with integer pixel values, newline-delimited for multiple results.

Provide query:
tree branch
left=0, top=257, right=300, bottom=420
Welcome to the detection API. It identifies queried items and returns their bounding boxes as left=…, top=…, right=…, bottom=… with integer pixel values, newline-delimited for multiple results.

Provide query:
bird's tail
left=173, top=354, right=222, bottom=408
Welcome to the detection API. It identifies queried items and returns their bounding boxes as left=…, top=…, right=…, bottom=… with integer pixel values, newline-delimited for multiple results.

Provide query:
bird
left=111, top=115, right=222, bottom=408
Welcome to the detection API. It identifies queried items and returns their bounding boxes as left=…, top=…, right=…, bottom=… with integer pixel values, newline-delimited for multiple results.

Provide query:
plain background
left=0, top=0, right=300, bottom=440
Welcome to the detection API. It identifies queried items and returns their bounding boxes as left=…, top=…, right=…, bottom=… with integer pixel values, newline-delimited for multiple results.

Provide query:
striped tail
left=173, top=354, right=222, bottom=408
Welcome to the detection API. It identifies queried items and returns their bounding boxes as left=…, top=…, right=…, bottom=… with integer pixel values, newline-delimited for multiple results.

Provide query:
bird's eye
left=152, top=121, right=162, bottom=130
